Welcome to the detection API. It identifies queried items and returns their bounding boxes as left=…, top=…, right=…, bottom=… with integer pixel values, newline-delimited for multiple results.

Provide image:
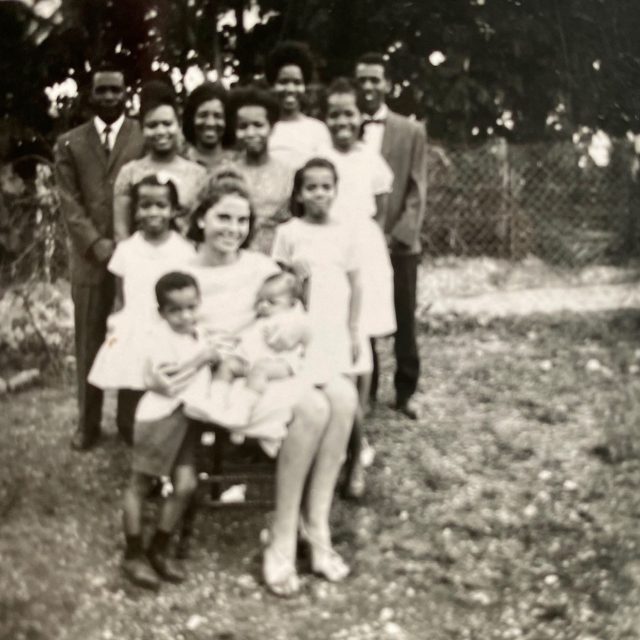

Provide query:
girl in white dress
left=271, top=157, right=364, bottom=386
left=322, top=78, right=397, bottom=497
left=89, top=174, right=196, bottom=419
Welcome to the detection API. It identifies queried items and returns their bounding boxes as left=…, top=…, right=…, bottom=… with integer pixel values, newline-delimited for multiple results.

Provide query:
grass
left=2, top=310, right=640, bottom=640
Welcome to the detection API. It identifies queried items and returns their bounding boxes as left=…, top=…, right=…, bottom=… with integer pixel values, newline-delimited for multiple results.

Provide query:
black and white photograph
left=1, top=1, right=640, bottom=638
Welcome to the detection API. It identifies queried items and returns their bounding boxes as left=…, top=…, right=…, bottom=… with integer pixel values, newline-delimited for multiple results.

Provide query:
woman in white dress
left=265, top=41, right=332, bottom=169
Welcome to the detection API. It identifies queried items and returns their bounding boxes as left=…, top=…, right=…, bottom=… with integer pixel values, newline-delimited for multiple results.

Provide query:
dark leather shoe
left=148, top=550, right=186, bottom=583
left=70, top=430, right=100, bottom=451
left=122, top=556, right=160, bottom=590
left=394, top=398, right=422, bottom=420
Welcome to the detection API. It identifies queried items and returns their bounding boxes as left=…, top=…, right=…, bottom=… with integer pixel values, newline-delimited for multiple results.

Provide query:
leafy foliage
left=1, top=1, right=640, bottom=145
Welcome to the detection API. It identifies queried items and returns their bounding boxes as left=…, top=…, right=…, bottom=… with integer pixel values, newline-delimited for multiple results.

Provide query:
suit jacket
left=55, top=118, right=145, bottom=285
left=381, top=110, right=427, bottom=255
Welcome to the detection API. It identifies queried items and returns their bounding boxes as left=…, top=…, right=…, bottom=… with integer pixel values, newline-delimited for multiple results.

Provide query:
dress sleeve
left=314, top=121, right=333, bottom=154
left=372, top=152, right=394, bottom=196
left=107, top=239, right=128, bottom=277
left=271, top=224, right=293, bottom=265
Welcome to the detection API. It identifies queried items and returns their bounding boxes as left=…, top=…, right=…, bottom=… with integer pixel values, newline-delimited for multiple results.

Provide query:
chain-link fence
left=1, top=138, right=639, bottom=288
left=425, top=138, right=639, bottom=266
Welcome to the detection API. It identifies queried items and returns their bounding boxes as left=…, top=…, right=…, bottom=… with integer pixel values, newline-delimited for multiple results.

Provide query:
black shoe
left=122, top=556, right=160, bottom=590
left=70, top=430, right=100, bottom=451
left=147, top=550, right=186, bottom=583
left=394, top=398, right=422, bottom=420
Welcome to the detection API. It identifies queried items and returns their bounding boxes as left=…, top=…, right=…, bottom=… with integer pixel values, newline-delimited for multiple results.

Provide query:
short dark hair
left=155, top=271, right=200, bottom=309
left=131, top=173, right=180, bottom=214
left=187, top=180, right=256, bottom=248
left=265, top=41, right=315, bottom=85
left=289, top=157, right=338, bottom=218
left=182, top=82, right=228, bottom=145
left=139, top=79, right=177, bottom=123
left=321, top=77, right=359, bottom=119
left=356, top=52, right=389, bottom=77
left=228, top=85, right=280, bottom=136
left=327, top=77, right=358, bottom=99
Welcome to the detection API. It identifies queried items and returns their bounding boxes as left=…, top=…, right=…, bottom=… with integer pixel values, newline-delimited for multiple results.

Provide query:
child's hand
left=291, top=259, right=311, bottom=281
left=146, top=363, right=179, bottom=396
left=203, top=330, right=238, bottom=359
left=199, top=342, right=221, bottom=367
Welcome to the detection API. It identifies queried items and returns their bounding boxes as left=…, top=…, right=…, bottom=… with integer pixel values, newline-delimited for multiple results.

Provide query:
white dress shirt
left=94, top=113, right=125, bottom=152
left=361, top=104, right=389, bottom=153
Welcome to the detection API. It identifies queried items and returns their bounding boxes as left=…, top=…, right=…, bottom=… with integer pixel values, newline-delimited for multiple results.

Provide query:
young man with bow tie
left=55, top=65, right=144, bottom=450
left=355, top=52, right=427, bottom=420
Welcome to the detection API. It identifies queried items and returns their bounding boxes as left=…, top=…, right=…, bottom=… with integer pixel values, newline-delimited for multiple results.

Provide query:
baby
left=183, top=270, right=308, bottom=431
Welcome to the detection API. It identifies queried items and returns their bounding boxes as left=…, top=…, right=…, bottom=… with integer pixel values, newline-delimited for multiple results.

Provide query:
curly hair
left=155, top=271, right=200, bottom=309
left=139, top=79, right=177, bottom=123
left=265, top=40, right=315, bottom=85
left=182, top=82, right=228, bottom=146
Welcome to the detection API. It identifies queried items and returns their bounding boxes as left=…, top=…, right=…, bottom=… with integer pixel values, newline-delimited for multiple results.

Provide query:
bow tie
left=362, top=118, right=386, bottom=126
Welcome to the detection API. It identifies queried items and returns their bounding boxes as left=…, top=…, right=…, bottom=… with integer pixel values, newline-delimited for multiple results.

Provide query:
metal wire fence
left=1, top=138, right=639, bottom=288
left=424, top=138, right=639, bottom=266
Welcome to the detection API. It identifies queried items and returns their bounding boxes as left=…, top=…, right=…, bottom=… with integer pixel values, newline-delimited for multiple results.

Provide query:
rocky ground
left=2, top=309, right=640, bottom=640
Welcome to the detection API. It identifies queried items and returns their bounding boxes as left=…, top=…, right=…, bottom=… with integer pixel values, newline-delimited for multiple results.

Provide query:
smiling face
left=135, top=184, right=172, bottom=239
left=142, top=104, right=180, bottom=156
left=297, top=166, right=337, bottom=222
left=273, top=64, right=305, bottom=116
left=236, top=105, right=271, bottom=158
left=90, top=71, right=126, bottom=124
left=355, top=62, right=390, bottom=116
left=159, top=286, right=200, bottom=335
left=201, top=193, right=251, bottom=257
left=326, top=92, right=362, bottom=151
left=194, top=98, right=225, bottom=150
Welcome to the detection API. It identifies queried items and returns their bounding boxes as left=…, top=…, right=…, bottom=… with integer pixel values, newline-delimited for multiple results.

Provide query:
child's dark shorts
left=132, top=407, right=201, bottom=477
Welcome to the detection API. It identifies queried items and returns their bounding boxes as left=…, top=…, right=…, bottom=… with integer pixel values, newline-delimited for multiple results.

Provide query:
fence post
left=495, top=137, right=511, bottom=258
left=626, top=143, right=639, bottom=259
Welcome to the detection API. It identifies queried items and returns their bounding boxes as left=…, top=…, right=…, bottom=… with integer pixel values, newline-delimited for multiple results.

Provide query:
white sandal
left=298, top=521, right=350, bottom=582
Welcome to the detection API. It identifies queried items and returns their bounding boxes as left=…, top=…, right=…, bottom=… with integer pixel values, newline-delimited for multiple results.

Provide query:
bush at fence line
left=0, top=158, right=68, bottom=286
left=0, top=279, right=74, bottom=374
left=423, top=138, right=638, bottom=266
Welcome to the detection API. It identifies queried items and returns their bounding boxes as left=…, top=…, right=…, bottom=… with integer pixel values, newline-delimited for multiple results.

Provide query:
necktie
left=103, top=125, right=112, bottom=155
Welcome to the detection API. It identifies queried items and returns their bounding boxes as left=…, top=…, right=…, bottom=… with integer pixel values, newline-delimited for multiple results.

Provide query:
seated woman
left=185, top=179, right=357, bottom=596
left=113, top=80, right=206, bottom=240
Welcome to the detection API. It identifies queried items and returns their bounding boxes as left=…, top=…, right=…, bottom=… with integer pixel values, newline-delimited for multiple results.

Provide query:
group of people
left=55, top=41, right=427, bottom=597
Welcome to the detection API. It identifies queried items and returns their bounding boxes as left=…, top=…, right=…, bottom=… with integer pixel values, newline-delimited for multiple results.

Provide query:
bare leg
left=123, top=472, right=153, bottom=537
left=302, top=375, right=357, bottom=580
left=263, top=386, right=329, bottom=596
left=345, top=373, right=371, bottom=499
left=157, top=465, right=199, bottom=533
left=122, top=472, right=160, bottom=589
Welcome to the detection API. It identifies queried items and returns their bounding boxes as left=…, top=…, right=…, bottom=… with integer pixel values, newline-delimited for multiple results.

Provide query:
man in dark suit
left=55, top=67, right=144, bottom=450
left=355, top=53, right=427, bottom=420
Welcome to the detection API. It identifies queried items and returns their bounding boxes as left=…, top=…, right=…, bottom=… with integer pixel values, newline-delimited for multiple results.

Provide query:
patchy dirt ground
left=3, top=310, right=640, bottom=640
left=419, top=256, right=640, bottom=319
